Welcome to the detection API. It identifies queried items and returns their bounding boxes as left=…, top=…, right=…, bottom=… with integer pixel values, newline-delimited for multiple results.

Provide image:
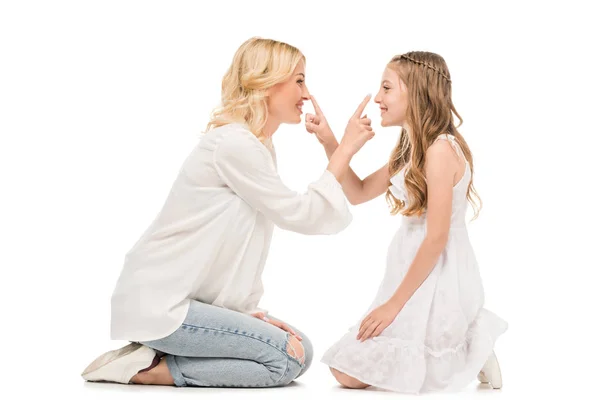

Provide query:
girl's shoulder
left=428, top=134, right=466, bottom=164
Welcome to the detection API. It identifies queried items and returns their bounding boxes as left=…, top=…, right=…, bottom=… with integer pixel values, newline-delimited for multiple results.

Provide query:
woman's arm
left=213, top=103, right=372, bottom=235
left=213, top=131, right=350, bottom=235
left=323, top=139, right=390, bottom=205
left=306, top=95, right=389, bottom=205
left=356, top=139, right=457, bottom=341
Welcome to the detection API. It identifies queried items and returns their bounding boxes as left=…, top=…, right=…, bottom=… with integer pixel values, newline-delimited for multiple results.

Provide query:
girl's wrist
left=322, top=136, right=339, bottom=151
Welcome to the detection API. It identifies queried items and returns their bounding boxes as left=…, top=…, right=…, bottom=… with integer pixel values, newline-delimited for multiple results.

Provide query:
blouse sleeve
left=213, top=129, right=352, bottom=235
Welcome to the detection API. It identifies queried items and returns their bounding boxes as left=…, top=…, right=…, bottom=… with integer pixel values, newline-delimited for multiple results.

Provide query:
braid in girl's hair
left=394, top=54, right=452, bottom=83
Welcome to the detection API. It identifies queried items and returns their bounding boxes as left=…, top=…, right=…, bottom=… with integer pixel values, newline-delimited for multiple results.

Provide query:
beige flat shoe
left=477, top=351, right=502, bottom=389
left=81, top=342, right=157, bottom=384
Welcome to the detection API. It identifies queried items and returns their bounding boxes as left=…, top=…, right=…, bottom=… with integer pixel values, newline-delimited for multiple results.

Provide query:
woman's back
left=110, top=123, right=277, bottom=342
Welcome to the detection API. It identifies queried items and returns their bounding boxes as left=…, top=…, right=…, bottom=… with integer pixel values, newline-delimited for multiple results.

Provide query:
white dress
left=321, top=134, right=508, bottom=394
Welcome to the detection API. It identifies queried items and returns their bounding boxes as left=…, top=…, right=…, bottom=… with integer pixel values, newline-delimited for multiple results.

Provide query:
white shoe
left=81, top=342, right=157, bottom=384
left=477, top=351, right=502, bottom=389
left=477, top=370, right=489, bottom=384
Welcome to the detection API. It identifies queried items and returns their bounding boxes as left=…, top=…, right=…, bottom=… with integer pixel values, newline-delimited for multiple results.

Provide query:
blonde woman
left=305, top=52, right=508, bottom=393
left=80, top=37, right=374, bottom=388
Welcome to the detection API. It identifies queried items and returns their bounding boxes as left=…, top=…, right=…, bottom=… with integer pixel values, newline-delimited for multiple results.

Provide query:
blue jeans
left=140, top=300, right=313, bottom=387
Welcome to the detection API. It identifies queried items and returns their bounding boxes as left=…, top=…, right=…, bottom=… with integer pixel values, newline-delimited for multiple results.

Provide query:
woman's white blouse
left=110, top=123, right=353, bottom=341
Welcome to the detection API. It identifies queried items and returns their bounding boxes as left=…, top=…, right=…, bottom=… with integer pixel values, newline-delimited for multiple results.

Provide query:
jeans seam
left=180, top=322, right=298, bottom=367
left=274, top=352, right=291, bottom=385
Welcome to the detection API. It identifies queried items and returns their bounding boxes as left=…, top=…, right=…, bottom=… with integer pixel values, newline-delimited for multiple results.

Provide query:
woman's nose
left=302, top=85, right=310, bottom=99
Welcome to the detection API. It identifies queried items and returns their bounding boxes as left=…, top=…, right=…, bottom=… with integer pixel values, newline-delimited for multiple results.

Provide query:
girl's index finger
left=310, top=95, right=324, bottom=116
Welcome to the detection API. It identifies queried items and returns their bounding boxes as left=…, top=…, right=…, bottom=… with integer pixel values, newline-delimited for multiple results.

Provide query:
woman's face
left=266, top=61, right=310, bottom=125
left=374, top=67, right=409, bottom=128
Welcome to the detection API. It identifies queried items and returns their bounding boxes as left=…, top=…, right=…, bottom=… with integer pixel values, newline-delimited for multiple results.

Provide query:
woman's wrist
left=326, top=145, right=353, bottom=183
left=335, top=142, right=355, bottom=159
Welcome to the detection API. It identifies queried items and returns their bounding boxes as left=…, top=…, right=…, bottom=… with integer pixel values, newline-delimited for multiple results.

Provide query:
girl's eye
left=297, top=80, right=305, bottom=85
left=383, top=86, right=390, bottom=91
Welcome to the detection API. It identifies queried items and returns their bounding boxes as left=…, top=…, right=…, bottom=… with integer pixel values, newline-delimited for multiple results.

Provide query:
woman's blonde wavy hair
left=384, top=51, right=482, bottom=220
left=205, top=37, right=305, bottom=143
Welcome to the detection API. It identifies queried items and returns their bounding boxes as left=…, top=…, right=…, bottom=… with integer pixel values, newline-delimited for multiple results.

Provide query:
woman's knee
left=330, top=367, right=370, bottom=389
left=286, top=335, right=305, bottom=364
left=271, top=335, right=306, bottom=386
left=299, top=334, right=313, bottom=367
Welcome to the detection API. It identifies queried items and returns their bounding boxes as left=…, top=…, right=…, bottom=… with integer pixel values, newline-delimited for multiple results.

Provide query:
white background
left=2, top=0, right=599, bottom=398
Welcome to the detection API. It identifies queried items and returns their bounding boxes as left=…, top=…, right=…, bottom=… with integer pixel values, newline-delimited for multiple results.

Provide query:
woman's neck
left=262, top=117, right=280, bottom=139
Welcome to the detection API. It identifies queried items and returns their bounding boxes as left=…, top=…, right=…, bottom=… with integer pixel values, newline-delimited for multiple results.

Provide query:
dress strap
left=435, top=134, right=466, bottom=162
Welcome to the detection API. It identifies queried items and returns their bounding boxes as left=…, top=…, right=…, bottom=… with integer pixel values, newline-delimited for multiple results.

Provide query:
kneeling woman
left=80, top=37, right=375, bottom=388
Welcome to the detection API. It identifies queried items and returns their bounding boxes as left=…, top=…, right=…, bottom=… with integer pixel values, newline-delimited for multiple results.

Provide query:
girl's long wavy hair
left=385, top=51, right=482, bottom=219
left=205, top=37, right=305, bottom=143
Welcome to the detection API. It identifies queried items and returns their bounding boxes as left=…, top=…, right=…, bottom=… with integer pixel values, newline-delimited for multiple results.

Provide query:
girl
left=80, top=37, right=375, bottom=388
left=305, top=51, right=508, bottom=394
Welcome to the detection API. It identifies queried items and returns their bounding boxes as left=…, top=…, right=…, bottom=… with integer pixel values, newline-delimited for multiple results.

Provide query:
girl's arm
left=356, top=139, right=457, bottom=341
left=213, top=97, right=373, bottom=236
left=323, top=139, right=390, bottom=205
left=306, top=95, right=390, bottom=205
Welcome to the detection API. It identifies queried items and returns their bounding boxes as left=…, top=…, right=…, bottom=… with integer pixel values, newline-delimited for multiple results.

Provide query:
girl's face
left=374, top=67, right=409, bottom=128
left=266, top=61, right=310, bottom=125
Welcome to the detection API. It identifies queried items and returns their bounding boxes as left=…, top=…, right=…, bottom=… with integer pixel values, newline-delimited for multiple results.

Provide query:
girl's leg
left=135, top=300, right=306, bottom=388
left=330, top=367, right=371, bottom=389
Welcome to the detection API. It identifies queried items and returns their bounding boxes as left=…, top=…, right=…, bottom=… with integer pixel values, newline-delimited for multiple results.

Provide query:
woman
left=80, top=37, right=375, bottom=388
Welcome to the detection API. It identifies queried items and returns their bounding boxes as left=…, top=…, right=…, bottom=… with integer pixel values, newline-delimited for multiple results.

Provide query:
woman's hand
left=339, top=95, right=375, bottom=156
left=305, top=95, right=337, bottom=146
left=356, top=301, right=401, bottom=342
left=251, top=312, right=303, bottom=341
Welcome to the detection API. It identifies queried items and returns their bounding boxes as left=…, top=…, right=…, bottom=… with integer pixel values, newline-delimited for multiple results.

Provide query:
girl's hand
left=356, top=301, right=400, bottom=342
left=305, top=95, right=337, bottom=146
left=251, top=312, right=303, bottom=341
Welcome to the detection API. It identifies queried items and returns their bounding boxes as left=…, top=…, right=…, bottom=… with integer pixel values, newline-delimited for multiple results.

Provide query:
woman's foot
left=130, top=357, right=175, bottom=385
left=81, top=342, right=158, bottom=384
left=477, top=351, right=502, bottom=389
